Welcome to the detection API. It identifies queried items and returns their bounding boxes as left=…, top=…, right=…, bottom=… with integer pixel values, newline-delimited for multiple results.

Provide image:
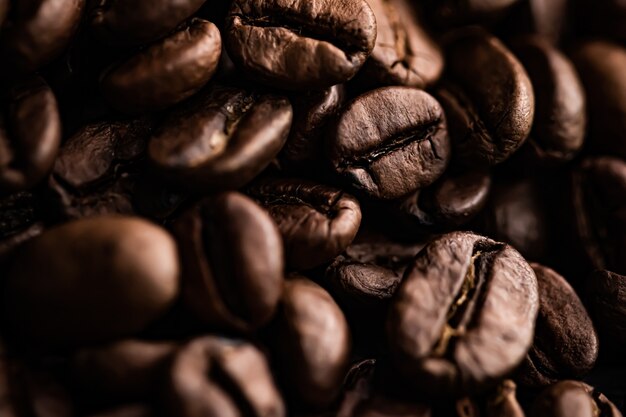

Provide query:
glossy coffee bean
left=387, top=231, right=539, bottom=397
left=149, top=86, right=292, bottom=192
left=1, top=77, right=61, bottom=193
left=516, top=264, right=598, bottom=387
left=3, top=216, right=179, bottom=348
left=172, top=192, right=284, bottom=332
left=225, top=0, right=377, bottom=90
left=247, top=178, right=361, bottom=270
left=101, top=18, right=221, bottom=114
left=511, top=36, right=586, bottom=162
left=587, top=270, right=626, bottom=349
left=328, top=87, right=451, bottom=200
left=437, top=28, right=534, bottom=167
left=359, top=0, right=443, bottom=88
left=269, top=277, right=350, bottom=408
left=571, top=41, right=626, bottom=160
left=166, top=336, right=285, bottom=417
left=90, top=0, right=206, bottom=47
left=530, top=381, right=622, bottom=417
left=0, top=0, right=84, bottom=72
left=454, top=380, right=525, bottom=417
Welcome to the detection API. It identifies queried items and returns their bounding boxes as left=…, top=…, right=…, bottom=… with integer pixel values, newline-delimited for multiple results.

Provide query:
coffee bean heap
left=1, top=0, right=625, bottom=416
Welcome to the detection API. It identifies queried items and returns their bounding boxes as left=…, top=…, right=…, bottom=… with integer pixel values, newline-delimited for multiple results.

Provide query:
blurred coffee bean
left=420, top=0, right=520, bottom=28
left=89, top=0, right=206, bottom=47
left=247, top=178, right=361, bottom=270
left=1, top=77, right=61, bottom=193
left=86, top=405, right=153, bottom=417
left=269, top=277, right=350, bottom=408
left=437, top=27, right=534, bottom=167
left=511, top=36, right=586, bottom=163
left=530, top=380, right=622, bottom=417
left=328, top=87, right=450, bottom=200
left=587, top=270, right=626, bottom=350
left=165, top=336, right=285, bottom=417
left=0, top=0, right=84, bottom=73
left=3, top=216, right=179, bottom=348
left=101, top=18, right=221, bottom=114
left=172, top=192, right=284, bottom=332
left=497, top=0, right=569, bottom=44
left=453, top=380, right=525, bottom=417
left=387, top=232, right=539, bottom=397
left=225, top=0, right=377, bottom=90
left=149, top=86, right=292, bottom=192
left=516, top=264, right=598, bottom=387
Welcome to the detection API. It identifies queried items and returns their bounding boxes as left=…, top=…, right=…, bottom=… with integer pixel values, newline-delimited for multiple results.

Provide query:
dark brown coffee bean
left=1, top=77, right=61, bottom=193
left=247, top=178, right=361, bottom=270
left=387, top=231, right=539, bottom=397
left=516, top=264, right=598, bottom=387
left=421, top=0, right=520, bottom=28
left=454, top=380, right=525, bottom=417
left=497, top=0, right=568, bottom=44
left=511, top=36, right=586, bottom=162
left=90, top=0, right=206, bottom=47
left=72, top=340, right=177, bottom=403
left=101, top=18, right=221, bottom=114
left=149, top=86, right=292, bottom=192
left=225, top=0, right=377, bottom=90
left=328, top=87, right=451, bottom=200
left=166, top=336, right=285, bottom=417
left=359, top=0, right=443, bottom=88
left=0, top=0, right=84, bottom=73
left=269, top=277, right=350, bottom=408
left=172, top=192, right=284, bottom=332
left=3, top=216, right=179, bottom=348
left=530, top=381, right=623, bottom=417
left=587, top=270, right=626, bottom=349
left=571, top=41, right=626, bottom=160
left=437, top=28, right=534, bottom=167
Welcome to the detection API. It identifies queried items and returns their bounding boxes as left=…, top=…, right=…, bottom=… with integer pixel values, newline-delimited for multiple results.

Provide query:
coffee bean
left=247, top=177, right=361, bottom=270
left=1, top=77, right=61, bottom=193
left=453, top=380, right=525, bottom=417
left=437, top=28, right=534, bottom=167
left=172, top=192, right=284, bottom=332
left=530, top=381, right=623, bottom=417
left=149, top=86, right=292, bottom=192
left=268, top=277, right=350, bottom=408
left=90, top=0, right=206, bottom=47
left=3, top=216, right=180, bottom=348
left=358, top=0, right=443, bottom=88
left=511, top=36, right=586, bottom=163
left=101, top=18, right=221, bottom=114
left=328, top=86, right=451, bottom=200
left=421, top=0, right=520, bottom=28
left=387, top=231, right=539, bottom=397
left=516, top=264, right=598, bottom=387
left=587, top=270, right=626, bottom=349
left=0, top=0, right=84, bottom=73
left=165, top=336, right=285, bottom=417
left=497, top=0, right=568, bottom=44
left=571, top=41, right=626, bottom=160
left=225, top=0, right=377, bottom=90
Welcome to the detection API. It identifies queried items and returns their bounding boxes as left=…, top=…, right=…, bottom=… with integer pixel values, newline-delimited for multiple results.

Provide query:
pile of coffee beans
left=1, top=0, right=626, bottom=415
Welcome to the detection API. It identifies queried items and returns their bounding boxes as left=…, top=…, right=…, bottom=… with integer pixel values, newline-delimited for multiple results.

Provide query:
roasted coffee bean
left=3, top=216, right=179, bottom=348
left=225, top=0, right=377, bottom=90
left=453, top=380, right=525, bottom=417
left=571, top=41, right=626, bottom=160
left=421, top=0, right=520, bottom=28
left=172, top=192, right=284, bottom=332
left=269, top=277, right=350, bottom=408
left=247, top=178, right=361, bottom=270
left=587, top=270, right=626, bottom=349
left=72, top=340, right=177, bottom=403
left=1, top=77, right=61, bottom=193
left=387, top=231, right=539, bottom=397
left=497, top=0, right=568, bottom=44
left=328, top=86, right=451, bottom=200
left=149, top=86, right=292, bottom=192
left=89, top=0, right=206, bottom=47
left=101, top=18, right=221, bottom=114
left=166, top=336, right=285, bottom=417
left=516, top=264, right=598, bottom=387
left=280, top=84, right=345, bottom=174
left=395, top=169, right=491, bottom=232
left=511, top=36, right=586, bottom=163
left=0, top=0, right=84, bottom=73
left=358, top=0, right=443, bottom=88
left=437, top=28, right=534, bottom=167
left=530, top=381, right=623, bottom=417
